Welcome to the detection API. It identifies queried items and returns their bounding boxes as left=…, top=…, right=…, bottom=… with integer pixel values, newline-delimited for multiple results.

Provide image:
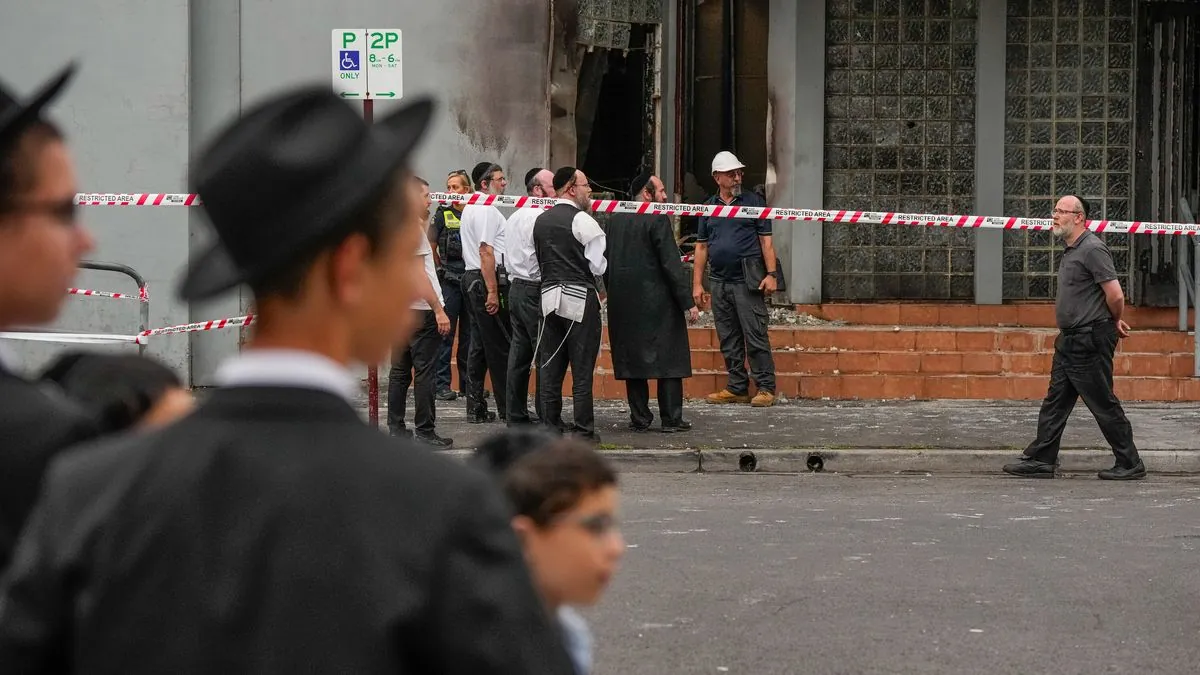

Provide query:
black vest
left=534, top=203, right=593, bottom=287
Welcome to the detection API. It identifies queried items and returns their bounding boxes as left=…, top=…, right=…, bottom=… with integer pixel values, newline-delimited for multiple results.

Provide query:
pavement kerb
left=438, top=447, right=1200, bottom=475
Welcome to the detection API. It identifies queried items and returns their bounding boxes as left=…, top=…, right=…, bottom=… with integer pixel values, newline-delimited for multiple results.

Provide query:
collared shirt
left=504, top=205, right=544, bottom=282
left=460, top=196, right=507, bottom=270
left=411, top=236, right=445, bottom=311
left=557, top=605, right=593, bottom=674
left=1056, top=229, right=1119, bottom=329
left=554, top=198, right=607, bottom=276
left=696, top=190, right=771, bottom=282
left=213, top=348, right=360, bottom=402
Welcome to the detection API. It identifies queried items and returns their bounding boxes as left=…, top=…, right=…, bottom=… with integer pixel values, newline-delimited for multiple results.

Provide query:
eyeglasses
left=1052, top=208, right=1082, bottom=216
left=0, top=198, right=79, bottom=224
left=556, top=512, right=619, bottom=537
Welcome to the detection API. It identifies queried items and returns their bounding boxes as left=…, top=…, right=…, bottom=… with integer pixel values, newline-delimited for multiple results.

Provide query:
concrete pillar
left=188, top=0, right=245, bottom=385
left=767, top=0, right=825, bottom=304
left=658, top=0, right=678, bottom=200
left=974, top=0, right=1006, bottom=305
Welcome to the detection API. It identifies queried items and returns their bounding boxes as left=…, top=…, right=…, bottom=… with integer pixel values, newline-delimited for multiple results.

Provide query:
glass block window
left=823, top=0, right=979, bottom=301
left=1002, top=0, right=1133, bottom=300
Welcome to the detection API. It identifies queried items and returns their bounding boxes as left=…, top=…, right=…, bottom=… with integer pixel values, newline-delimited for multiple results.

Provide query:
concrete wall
left=2, top=0, right=552, bottom=383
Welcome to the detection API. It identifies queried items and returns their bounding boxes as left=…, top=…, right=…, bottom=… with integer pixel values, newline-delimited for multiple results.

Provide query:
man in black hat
left=459, top=160, right=511, bottom=423
left=605, top=172, right=698, bottom=432
left=0, top=87, right=577, bottom=674
left=0, top=64, right=99, bottom=571
left=503, top=167, right=554, bottom=426
left=533, top=167, right=607, bottom=441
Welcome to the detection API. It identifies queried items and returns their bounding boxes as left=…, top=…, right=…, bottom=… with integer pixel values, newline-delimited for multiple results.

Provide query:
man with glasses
left=1003, top=195, right=1144, bottom=480
left=533, top=167, right=607, bottom=441
left=0, top=65, right=99, bottom=570
left=504, top=168, right=554, bottom=427
left=692, top=150, right=778, bottom=408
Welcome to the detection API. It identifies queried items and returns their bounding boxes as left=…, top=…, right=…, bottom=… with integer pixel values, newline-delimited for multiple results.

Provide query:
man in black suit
left=0, top=64, right=99, bottom=570
left=0, top=87, right=576, bottom=674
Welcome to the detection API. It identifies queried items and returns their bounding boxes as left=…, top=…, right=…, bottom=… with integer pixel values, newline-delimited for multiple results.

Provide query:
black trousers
left=436, top=272, right=470, bottom=393
left=387, top=310, right=441, bottom=434
left=506, top=279, right=544, bottom=424
left=462, top=270, right=510, bottom=417
left=625, top=378, right=684, bottom=429
left=1024, top=320, right=1140, bottom=468
left=711, top=279, right=776, bottom=394
left=538, top=291, right=602, bottom=436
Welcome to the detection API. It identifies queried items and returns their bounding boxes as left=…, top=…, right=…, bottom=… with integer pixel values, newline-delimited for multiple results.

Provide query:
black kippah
left=629, top=170, right=654, bottom=198
left=471, top=161, right=494, bottom=187
left=552, top=166, right=578, bottom=192
left=524, top=167, right=542, bottom=188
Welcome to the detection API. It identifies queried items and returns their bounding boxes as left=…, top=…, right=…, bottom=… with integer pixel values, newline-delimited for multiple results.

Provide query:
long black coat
left=0, top=363, right=97, bottom=570
left=604, top=213, right=695, bottom=380
left=0, top=385, right=576, bottom=675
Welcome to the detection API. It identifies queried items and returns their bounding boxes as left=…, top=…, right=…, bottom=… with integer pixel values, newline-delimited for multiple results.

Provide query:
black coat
left=0, top=385, right=576, bottom=675
left=603, top=213, right=695, bottom=380
left=0, top=364, right=98, bottom=570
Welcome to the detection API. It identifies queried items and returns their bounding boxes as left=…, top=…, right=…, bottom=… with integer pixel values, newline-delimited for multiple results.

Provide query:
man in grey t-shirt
left=1003, top=195, right=1144, bottom=480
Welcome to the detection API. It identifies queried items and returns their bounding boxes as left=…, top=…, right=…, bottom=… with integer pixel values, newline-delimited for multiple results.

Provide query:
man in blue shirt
left=691, top=151, right=778, bottom=407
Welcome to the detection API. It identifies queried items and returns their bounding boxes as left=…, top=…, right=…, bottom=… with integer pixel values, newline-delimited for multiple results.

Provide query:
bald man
left=1004, top=195, right=1144, bottom=480
left=503, top=168, right=555, bottom=425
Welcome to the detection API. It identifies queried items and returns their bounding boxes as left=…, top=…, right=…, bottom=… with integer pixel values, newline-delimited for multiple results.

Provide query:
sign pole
left=363, top=98, right=380, bottom=429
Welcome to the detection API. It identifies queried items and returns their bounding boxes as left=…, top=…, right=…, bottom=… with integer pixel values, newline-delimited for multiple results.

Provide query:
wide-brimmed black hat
left=0, top=63, right=75, bottom=152
left=178, top=87, right=435, bottom=301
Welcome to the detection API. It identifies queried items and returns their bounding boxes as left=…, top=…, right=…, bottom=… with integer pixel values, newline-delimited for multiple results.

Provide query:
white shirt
left=504, top=206, right=543, bottom=282
left=459, top=197, right=507, bottom=270
left=411, top=236, right=444, bottom=311
left=213, top=349, right=361, bottom=403
left=556, top=198, right=607, bottom=276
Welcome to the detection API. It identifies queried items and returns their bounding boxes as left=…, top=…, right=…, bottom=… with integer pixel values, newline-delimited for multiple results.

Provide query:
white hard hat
left=711, top=150, right=746, bottom=174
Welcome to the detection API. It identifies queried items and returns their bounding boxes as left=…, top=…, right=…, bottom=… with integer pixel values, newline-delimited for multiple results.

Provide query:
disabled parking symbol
left=339, top=50, right=360, bottom=71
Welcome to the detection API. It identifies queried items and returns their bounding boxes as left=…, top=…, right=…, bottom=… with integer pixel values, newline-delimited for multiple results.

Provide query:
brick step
left=793, top=302, right=1196, bottom=329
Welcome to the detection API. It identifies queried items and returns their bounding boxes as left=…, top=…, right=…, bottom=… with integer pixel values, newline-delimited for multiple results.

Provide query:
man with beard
left=504, top=167, right=554, bottom=426
left=533, top=167, right=607, bottom=442
left=604, top=171, right=698, bottom=433
left=0, top=88, right=577, bottom=674
left=459, top=161, right=510, bottom=423
left=0, top=64, right=99, bottom=570
left=1003, top=195, right=1144, bottom=480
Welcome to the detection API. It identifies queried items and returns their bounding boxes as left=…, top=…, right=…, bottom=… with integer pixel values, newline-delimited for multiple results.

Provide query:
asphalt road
left=585, top=474, right=1200, bottom=675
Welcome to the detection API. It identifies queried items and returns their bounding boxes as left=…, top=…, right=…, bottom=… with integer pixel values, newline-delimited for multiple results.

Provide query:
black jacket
left=0, top=385, right=576, bottom=675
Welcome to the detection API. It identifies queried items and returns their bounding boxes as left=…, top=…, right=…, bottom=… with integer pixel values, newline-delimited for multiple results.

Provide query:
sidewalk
left=365, top=393, right=1200, bottom=475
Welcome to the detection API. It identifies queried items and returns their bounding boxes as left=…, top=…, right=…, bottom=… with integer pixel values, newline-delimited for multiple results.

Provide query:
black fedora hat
left=0, top=63, right=76, bottom=152
left=178, top=87, right=435, bottom=301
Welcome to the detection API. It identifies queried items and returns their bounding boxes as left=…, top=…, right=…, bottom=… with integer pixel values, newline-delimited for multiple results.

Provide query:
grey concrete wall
left=0, top=0, right=192, bottom=376
left=974, top=0, right=1005, bottom=304
left=2, top=0, right=553, bottom=383
left=766, top=0, right=824, bottom=304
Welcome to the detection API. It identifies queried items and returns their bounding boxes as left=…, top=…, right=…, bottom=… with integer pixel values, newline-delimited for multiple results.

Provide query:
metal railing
left=77, top=259, right=150, bottom=356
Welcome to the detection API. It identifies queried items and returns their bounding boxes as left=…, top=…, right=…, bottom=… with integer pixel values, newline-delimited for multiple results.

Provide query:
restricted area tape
left=73, top=191, right=1200, bottom=237
left=68, top=287, right=148, bottom=302
left=134, top=314, right=254, bottom=344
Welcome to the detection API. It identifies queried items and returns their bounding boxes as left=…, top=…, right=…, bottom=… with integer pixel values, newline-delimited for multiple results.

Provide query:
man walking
left=0, top=64, right=99, bottom=570
left=534, top=167, right=607, bottom=441
left=605, top=171, right=698, bottom=432
left=387, top=175, right=452, bottom=447
left=504, top=167, right=554, bottom=426
left=460, top=161, right=510, bottom=423
left=1004, top=195, right=1144, bottom=480
left=691, top=150, right=778, bottom=407
left=0, top=88, right=578, bottom=673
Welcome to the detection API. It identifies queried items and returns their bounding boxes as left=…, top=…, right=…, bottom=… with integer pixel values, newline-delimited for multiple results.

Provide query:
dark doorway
left=578, top=24, right=655, bottom=198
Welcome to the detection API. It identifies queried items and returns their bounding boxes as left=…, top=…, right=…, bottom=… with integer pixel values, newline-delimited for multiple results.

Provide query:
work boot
left=414, top=431, right=453, bottom=449
left=1002, top=457, right=1057, bottom=478
left=706, top=389, right=750, bottom=404
left=1098, top=460, right=1146, bottom=481
left=751, top=391, right=776, bottom=407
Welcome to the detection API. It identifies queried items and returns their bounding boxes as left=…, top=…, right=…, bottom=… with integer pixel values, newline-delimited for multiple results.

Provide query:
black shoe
left=389, top=428, right=411, bottom=438
left=436, top=388, right=457, bottom=401
left=467, top=410, right=498, bottom=424
left=628, top=422, right=652, bottom=433
left=661, top=420, right=693, bottom=433
left=1002, top=458, right=1057, bottom=478
left=572, top=429, right=601, bottom=444
left=414, top=432, right=453, bottom=449
left=1098, top=460, right=1146, bottom=481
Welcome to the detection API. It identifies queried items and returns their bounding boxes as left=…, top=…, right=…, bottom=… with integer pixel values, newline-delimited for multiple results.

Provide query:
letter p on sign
left=342, top=31, right=357, bottom=48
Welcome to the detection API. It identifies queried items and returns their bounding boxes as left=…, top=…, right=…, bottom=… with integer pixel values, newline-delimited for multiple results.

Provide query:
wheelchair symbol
left=339, top=50, right=359, bottom=71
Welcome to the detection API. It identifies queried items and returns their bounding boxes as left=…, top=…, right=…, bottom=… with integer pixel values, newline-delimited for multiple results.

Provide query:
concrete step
left=793, top=302, right=1195, bottom=329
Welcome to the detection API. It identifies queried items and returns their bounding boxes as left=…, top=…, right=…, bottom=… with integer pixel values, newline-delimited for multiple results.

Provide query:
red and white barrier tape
left=67, top=286, right=148, bottom=302
left=134, top=314, right=254, bottom=344
left=73, top=191, right=1200, bottom=236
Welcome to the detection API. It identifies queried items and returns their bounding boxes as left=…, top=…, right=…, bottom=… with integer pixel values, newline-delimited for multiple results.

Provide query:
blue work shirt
left=696, top=190, right=772, bottom=282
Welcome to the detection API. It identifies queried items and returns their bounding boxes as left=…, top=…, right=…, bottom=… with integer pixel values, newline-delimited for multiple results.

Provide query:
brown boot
left=706, top=389, right=750, bottom=404
left=750, top=391, right=777, bottom=407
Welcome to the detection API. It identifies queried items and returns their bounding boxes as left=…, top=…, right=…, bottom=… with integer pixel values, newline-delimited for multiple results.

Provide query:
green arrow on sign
left=375, top=92, right=396, bottom=98
left=339, top=92, right=360, bottom=98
